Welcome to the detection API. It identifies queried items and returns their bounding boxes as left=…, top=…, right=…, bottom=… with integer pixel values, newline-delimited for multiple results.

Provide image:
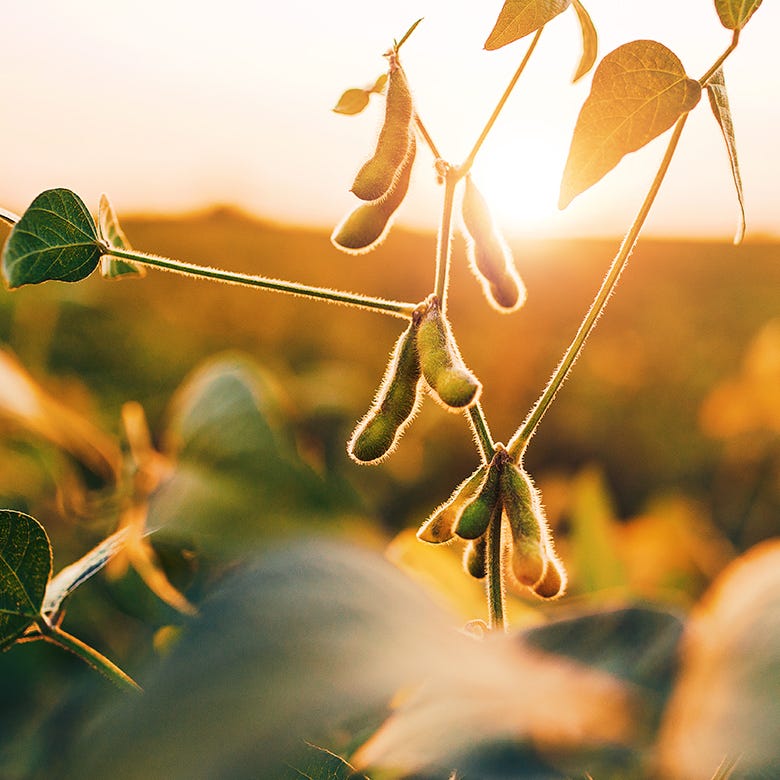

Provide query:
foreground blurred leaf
left=571, top=0, right=598, bottom=82
left=2, top=189, right=103, bottom=288
left=0, top=510, right=52, bottom=649
left=713, top=0, right=763, bottom=30
left=98, top=193, right=144, bottom=279
left=658, top=539, right=780, bottom=778
left=484, top=0, right=571, bottom=50
left=706, top=69, right=745, bottom=245
left=559, top=40, right=701, bottom=208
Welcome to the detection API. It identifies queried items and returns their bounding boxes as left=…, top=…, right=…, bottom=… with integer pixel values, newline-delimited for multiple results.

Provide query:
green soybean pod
left=501, top=463, right=546, bottom=587
left=351, top=63, right=413, bottom=202
left=455, top=452, right=505, bottom=540
left=532, top=546, right=567, bottom=600
left=331, top=137, right=416, bottom=255
left=348, top=320, right=422, bottom=464
left=417, top=464, right=488, bottom=544
left=461, top=176, right=526, bottom=312
left=415, top=297, right=481, bottom=410
left=463, top=536, right=488, bottom=580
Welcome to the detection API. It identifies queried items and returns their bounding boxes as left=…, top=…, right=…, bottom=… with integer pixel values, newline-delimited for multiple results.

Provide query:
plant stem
left=507, top=113, right=690, bottom=460
left=104, top=247, right=416, bottom=319
left=0, top=208, right=20, bottom=226
left=485, top=503, right=506, bottom=632
left=36, top=618, right=142, bottom=693
left=467, top=402, right=496, bottom=462
left=414, top=113, right=442, bottom=160
left=699, top=30, right=740, bottom=86
left=433, top=168, right=458, bottom=309
left=461, top=27, right=543, bottom=175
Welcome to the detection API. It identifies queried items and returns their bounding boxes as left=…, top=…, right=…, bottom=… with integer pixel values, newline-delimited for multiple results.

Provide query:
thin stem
left=699, top=30, right=740, bottom=85
left=414, top=113, right=442, bottom=160
left=0, top=208, right=20, bottom=226
left=467, top=402, right=496, bottom=463
left=105, top=247, right=416, bottom=319
left=461, top=27, right=544, bottom=175
left=485, top=504, right=506, bottom=632
left=508, top=113, right=690, bottom=460
left=36, top=618, right=142, bottom=693
left=433, top=169, right=458, bottom=309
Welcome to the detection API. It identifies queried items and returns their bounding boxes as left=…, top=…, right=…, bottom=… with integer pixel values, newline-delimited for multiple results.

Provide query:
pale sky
left=1, top=1, right=777, bottom=239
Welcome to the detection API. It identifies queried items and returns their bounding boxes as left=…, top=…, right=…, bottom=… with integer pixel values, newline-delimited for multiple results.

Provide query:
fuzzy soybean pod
left=463, top=536, right=488, bottom=580
left=416, top=298, right=481, bottom=410
left=348, top=321, right=421, bottom=464
left=532, top=543, right=567, bottom=600
left=455, top=451, right=505, bottom=540
left=331, top=137, right=416, bottom=254
left=350, top=64, right=413, bottom=202
left=417, top=464, right=488, bottom=544
left=501, top=463, right=547, bottom=588
left=461, top=176, right=526, bottom=312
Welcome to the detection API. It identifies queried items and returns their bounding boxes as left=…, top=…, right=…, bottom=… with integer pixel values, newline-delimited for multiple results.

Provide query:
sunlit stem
left=507, top=114, right=690, bottom=460
left=433, top=168, right=458, bottom=309
left=461, top=27, right=544, bottom=175
left=485, top=503, right=506, bottom=632
left=467, top=403, right=496, bottom=463
left=699, top=30, right=740, bottom=86
left=104, top=247, right=416, bottom=319
left=414, top=114, right=442, bottom=161
left=36, top=617, right=142, bottom=693
left=0, top=208, right=20, bottom=226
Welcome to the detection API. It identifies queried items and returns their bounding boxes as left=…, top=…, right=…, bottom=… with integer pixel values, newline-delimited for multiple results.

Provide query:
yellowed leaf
left=714, top=0, right=763, bottom=30
left=484, top=0, right=571, bottom=51
left=571, top=0, right=598, bottom=82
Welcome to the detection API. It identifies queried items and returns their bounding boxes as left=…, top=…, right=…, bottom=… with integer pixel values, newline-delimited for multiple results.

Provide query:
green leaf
left=332, top=87, right=370, bottom=116
left=98, top=194, right=144, bottom=279
left=559, top=40, right=701, bottom=209
left=714, top=0, right=763, bottom=29
left=1, top=188, right=104, bottom=288
left=484, top=0, right=571, bottom=51
left=571, top=0, right=598, bottom=82
left=0, top=510, right=52, bottom=649
left=706, top=68, right=745, bottom=244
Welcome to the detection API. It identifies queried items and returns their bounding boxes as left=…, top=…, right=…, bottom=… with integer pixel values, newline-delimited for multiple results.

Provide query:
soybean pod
left=461, top=176, right=526, bottom=312
left=351, top=63, right=414, bottom=202
left=455, top=449, right=506, bottom=540
left=348, top=320, right=421, bottom=464
left=463, top=536, right=488, bottom=580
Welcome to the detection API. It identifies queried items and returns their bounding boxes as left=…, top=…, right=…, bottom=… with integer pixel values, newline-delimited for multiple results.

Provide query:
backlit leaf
left=332, top=87, right=370, bottom=116
left=0, top=510, right=52, bottom=649
left=98, top=193, right=144, bottom=279
left=714, top=0, right=763, bottom=30
left=706, top=69, right=745, bottom=244
left=559, top=40, right=701, bottom=208
left=485, top=0, right=571, bottom=51
left=571, top=0, right=598, bottom=82
left=370, top=73, right=388, bottom=94
left=2, top=188, right=103, bottom=288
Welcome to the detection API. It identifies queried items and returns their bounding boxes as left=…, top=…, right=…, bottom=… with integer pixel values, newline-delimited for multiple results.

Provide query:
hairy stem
left=414, top=114, right=442, bottom=161
left=508, top=113, right=690, bottom=459
left=461, top=27, right=543, bottom=175
left=467, top=403, right=496, bottom=463
left=105, top=247, right=416, bottom=319
left=433, top=169, right=458, bottom=309
left=36, top=618, right=142, bottom=693
left=485, top=504, right=506, bottom=632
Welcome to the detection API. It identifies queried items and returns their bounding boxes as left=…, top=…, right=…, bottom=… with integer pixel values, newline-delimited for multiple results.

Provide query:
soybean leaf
left=332, top=88, right=370, bottom=116
left=370, top=73, right=387, bottom=94
left=559, top=40, right=701, bottom=208
left=571, top=0, right=598, bottom=82
left=2, top=188, right=104, bottom=288
left=714, top=0, right=763, bottom=30
left=485, top=0, right=571, bottom=51
left=706, top=68, right=745, bottom=244
left=0, top=510, right=52, bottom=649
left=98, top=193, right=144, bottom=279
left=42, top=529, right=129, bottom=620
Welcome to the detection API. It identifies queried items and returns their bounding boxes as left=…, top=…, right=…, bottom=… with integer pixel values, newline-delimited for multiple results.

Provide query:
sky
left=0, top=0, right=777, bottom=240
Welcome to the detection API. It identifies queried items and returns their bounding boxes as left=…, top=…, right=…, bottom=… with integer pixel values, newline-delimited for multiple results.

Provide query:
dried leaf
left=559, top=40, right=701, bottom=209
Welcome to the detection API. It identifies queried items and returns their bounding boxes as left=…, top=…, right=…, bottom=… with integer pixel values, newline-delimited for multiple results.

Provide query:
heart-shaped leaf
left=485, top=0, right=571, bottom=51
left=2, top=188, right=104, bottom=288
left=714, top=0, right=763, bottom=30
left=706, top=68, right=745, bottom=244
left=0, top=510, right=52, bottom=649
left=559, top=40, right=701, bottom=209
left=98, top=194, right=144, bottom=279
left=571, top=0, right=598, bottom=82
